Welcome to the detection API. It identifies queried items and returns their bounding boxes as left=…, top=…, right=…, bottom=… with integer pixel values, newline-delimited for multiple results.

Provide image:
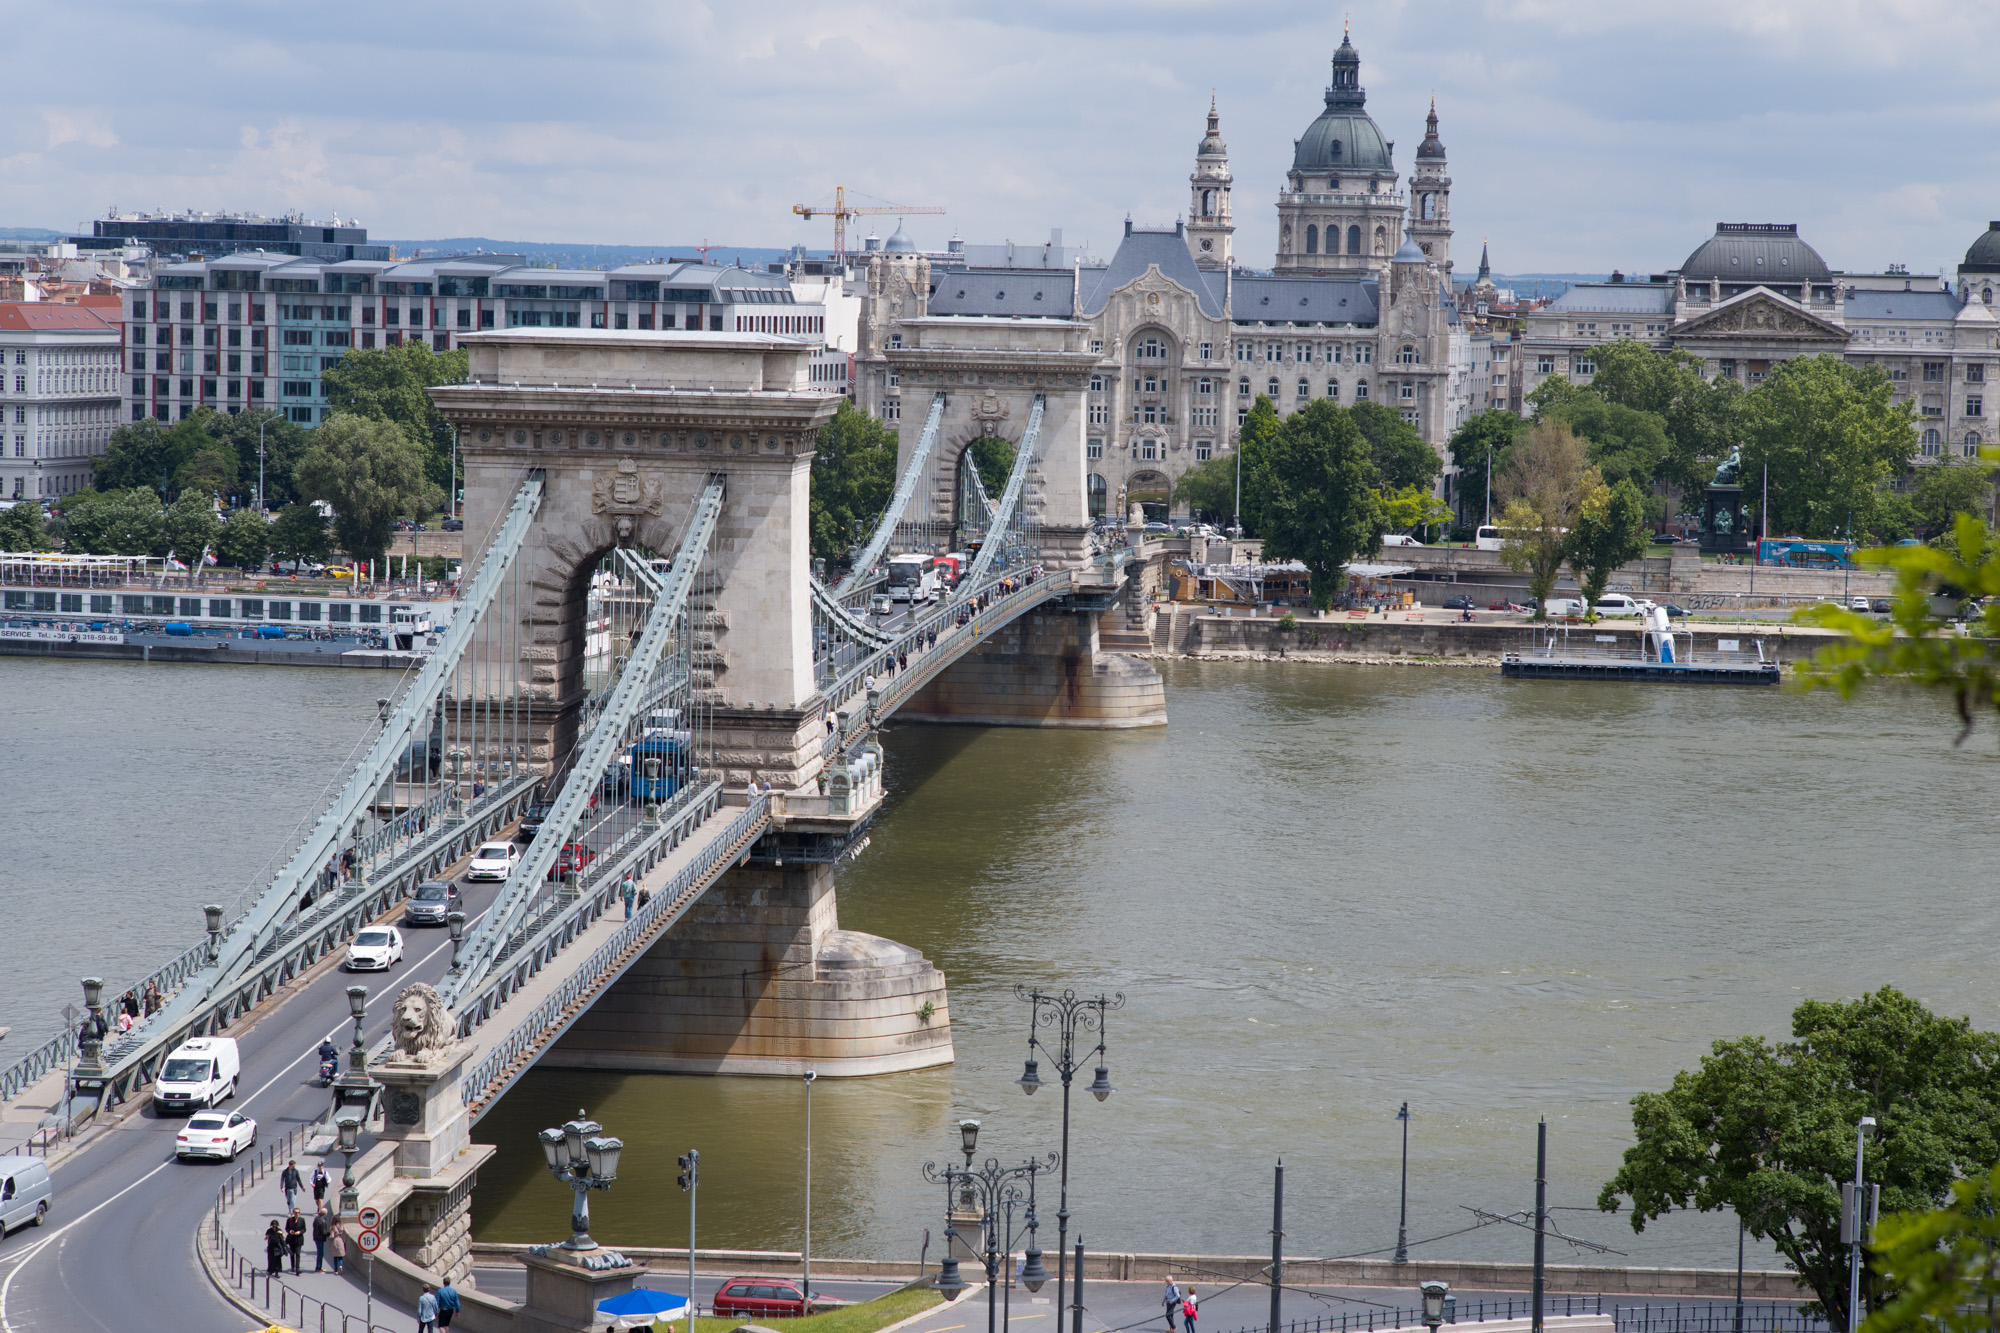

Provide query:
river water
left=7, top=656, right=1996, bottom=1272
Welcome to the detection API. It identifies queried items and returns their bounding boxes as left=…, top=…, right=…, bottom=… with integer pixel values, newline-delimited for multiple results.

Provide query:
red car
left=711, top=1277, right=842, bottom=1318
left=545, top=841, right=597, bottom=879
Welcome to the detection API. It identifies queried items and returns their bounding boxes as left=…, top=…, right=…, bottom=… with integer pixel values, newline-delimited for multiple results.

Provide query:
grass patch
left=675, top=1284, right=946, bottom=1333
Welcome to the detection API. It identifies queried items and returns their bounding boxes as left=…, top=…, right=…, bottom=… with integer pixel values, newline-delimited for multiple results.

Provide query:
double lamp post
left=928, top=1119, right=1053, bottom=1333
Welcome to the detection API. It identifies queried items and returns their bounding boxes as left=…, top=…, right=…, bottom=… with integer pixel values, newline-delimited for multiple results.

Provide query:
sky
left=5, top=0, right=2000, bottom=277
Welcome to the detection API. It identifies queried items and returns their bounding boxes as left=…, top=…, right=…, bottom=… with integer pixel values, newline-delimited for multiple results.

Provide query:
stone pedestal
left=371, top=1042, right=472, bottom=1179
left=515, top=1245, right=641, bottom=1333
left=899, top=607, right=1167, bottom=728
left=543, top=856, right=954, bottom=1076
left=1701, top=484, right=1749, bottom=555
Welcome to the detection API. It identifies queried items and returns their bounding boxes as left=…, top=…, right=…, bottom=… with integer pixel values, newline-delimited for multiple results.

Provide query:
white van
left=1474, top=525, right=1503, bottom=552
left=0, top=1156, right=52, bottom=1232
left=153, top=1036, right=241, bottom=1114
left=1380, top=533, right=1426, bottom=548
left=1592, top=593, right=1646, bottom=617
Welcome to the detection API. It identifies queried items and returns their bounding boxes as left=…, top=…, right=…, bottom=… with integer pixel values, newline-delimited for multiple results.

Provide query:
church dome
left=1291, top=32, right=1394, bottom=175
left=1959, top=222, right=2000, bottom=275
left=1678, top=223, right=1830, bottom=283
left=883, top=222, right=917, bottom=254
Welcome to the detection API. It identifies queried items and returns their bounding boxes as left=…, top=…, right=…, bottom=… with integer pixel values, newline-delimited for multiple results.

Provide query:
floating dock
left=1500, top=653, right=1780, bottom=684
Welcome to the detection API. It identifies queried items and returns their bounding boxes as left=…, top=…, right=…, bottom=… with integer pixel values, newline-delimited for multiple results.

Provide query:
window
left=1347, top=224, right=1361, bottom=254
left=1265, top=343, right=1281, bottom=363
left=1141, top=374, right=1158, bottom=393
left=1924, top=361, right=1946, bottom=382
left=1236, top=341, right=1252, bottom=361
left=1354, top=344, right=1371, bottom=366
left=887, top=334, right=903, bottom=349
left=1088, top=473, right=1107, bottom=517
left=1645, top=323, right=1667, bottom=338
left=329, top=603, right=353, bottom=623
left=1088, top=402, right=1108, bottom=425
left=359, top=604, right=382, bottom=624
left=1089, top=340, right=1104, bottom=355
left=239, top=598, right=263, bottom=618
left=1610, top=322, right=1633, bottom=338
left=1088, top=374, right=1105, bottom=392
left=1139, top=440, right=1157, bottom=461
left=1397, top=345, right=1417, bottom=365
left=1578, top=322, right=1598, bottom=338
left=1305, top=224, right=1319, bottom=255
left=1966, top=434, right=1984, bottom=456
left=1136, top=337, right=1165, bottom=359
left=1237, top=408, right=1248, bottom=426
left=1297, top=379, right=1310, bottom=399
left=1087, top=438, right=1103, bottom=459
left=1356, top=379, right=1368, bottom=400
left=1921, top=428, right=1942, bottom=456
left=1969, top=396, right=1984, bottom=418
left=1536, top=356, right=1555, bottom=375
left=882, top=401, right=900, bottom=422
left=1237, top=378, right=1250, bottom=396
left=1296, top=344, right=1312, bottom=364
left=1399, top=381, right=1415, bottom=400
left=298, top=602, right=322, bottom=621
left=1575, top=357, right=1596, bottom=376
left=1196, top=378, right=1213, bottom=395
left=1401, top=409, right=1420, bottom=427
left=1199, top=342, right=1213, bottom=361
left=91, top=594, right=111, bottom=614
left=1195, top=440, right=1212, bottom=461
left=1326, top=379, right=1340, bottom=398
left=1266, top=377, right=1280, bottom=397
left=1193, top=406, right=1217, bottom=426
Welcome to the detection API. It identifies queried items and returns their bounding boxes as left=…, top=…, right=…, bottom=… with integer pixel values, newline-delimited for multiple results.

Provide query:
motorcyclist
left=318, top=1039, right=341, bottom=1081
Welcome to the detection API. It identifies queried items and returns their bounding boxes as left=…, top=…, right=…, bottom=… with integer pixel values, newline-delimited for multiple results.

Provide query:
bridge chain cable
left=954, top=393, right=1043, bottom=595
left=833, top=390, right=946, bottom=598
left=441, top=476, right=727, bottom=1009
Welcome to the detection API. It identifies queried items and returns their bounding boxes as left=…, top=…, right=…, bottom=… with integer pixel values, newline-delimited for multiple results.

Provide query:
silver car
left=403, top=879, right=460, bottom=927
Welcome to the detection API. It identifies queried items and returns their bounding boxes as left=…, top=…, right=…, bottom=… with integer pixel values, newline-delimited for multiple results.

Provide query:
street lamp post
left=1395, top=1103, right=1412, bottom=1265
left=336, top=1109, right=363, bottom=1214
left=537, top=1109, right=623, bottom=1250
left=925, top=1121, right=1052, bottom=1333
left=1846, top=1116, right=1877, bottom=1333
left=803, top=1070, right=818, bottom=1309
left=447, top=911, right=467, bottom=973
left=1015, top=985, right=1123, bottom=1323
left=1421, top=1281, right=1451, bottom=1333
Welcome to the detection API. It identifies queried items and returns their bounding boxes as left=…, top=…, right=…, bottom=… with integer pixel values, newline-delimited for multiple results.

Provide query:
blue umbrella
left=596, top=1287, right=691, bottom=1328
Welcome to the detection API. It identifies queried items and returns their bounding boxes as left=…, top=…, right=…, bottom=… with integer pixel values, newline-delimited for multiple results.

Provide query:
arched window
left=1347, top=225, right=1362, bottom=255
left=1305, top=225, right=1318, bottom=255
left=1985, top=287, right=1994, bottom=305
left=1327, top=379, right=1340, bottom=399
left=1201, top=189, right=1214, bottom=217
left=1421, top=193, right=1436, bottom=221
left=1373, top=226, right=1387, bottom=255
left=1087, top=473, right=1107, bottom=517
left=1266, top=377, right=1280, bottom=397
left=1297, top=379, right=1310, bottom=399
left=1921, top=428, right=1942, bottom=456
left=1331, top=139, right=1342, bottom=158
left=1355, top=379, right=1369, bottom=400
left=1967, top=433, right=1984, bottom=455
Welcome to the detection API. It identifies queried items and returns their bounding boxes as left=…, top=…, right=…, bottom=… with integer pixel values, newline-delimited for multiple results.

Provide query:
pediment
left=1674, top=290, right=1849, bottom=343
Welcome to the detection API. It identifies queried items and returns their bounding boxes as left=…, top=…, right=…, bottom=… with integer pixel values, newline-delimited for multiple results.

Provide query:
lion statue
left=391, top=982, right=452, bottom=1063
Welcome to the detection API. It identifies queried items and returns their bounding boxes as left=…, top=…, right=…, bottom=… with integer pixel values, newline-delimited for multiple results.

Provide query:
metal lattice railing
left=1215, top=1297, right=1826, bottom=1333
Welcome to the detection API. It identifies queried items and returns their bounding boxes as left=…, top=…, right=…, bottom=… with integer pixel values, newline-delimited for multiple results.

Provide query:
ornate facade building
left=854, top=29, right=1474, bottom=518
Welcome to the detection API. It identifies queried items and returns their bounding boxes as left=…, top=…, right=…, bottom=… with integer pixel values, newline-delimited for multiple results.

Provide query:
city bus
left=886, top=554, right=941, bottom=603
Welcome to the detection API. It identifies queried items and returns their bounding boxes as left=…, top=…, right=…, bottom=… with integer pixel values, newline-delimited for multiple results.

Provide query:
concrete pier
left=898, top=606, right=1168, bottom=728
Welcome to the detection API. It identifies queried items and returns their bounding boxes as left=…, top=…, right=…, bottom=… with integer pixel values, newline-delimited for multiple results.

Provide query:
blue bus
left=1757, top=538, right=1854, bottom=569
left=627, top=735, right=688, bottom=803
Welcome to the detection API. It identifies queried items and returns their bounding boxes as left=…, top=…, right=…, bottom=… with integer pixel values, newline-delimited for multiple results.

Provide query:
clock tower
left=1186, top=97, right=1234, bottom=271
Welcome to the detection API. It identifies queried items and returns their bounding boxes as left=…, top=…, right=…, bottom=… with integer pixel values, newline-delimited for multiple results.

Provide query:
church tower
left=1275, top=27, right=1406, bottom=277
left=1406, top=98, right=1452, bottom=272
left=1187, top=97, right=1234, bottom=271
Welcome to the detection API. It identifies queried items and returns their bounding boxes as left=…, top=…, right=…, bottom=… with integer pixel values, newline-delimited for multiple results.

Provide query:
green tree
left=320, top=341, right=469, bottom=495
left=216, top=506, right=271, bottom=569
left=1447, top=410, right=1529, bottom=526
left=1498, top=419, right=1592, bottom=617
left=1380, top=484, right=1454, bottom=539
left=1232, top=394, right=1284, bottom=534
left=291, top=414, right=440, bottom=566
left=808, top=401, right=898, bottom=565
left=1567, top=475, right=1650, bottom=611
left=1171, top=452, right=1239, bottom=522
left=1258, top=399, right=1384, bottom=610
left=1585, top=341, right=1739, bottom=496
left=94, top=416, right=193, bottom=496
left=0, top=502, right=52, bottom=552
left=1909, top=457, right=1996, bottom=540
left=1868, top=488, right=1922, bottom=545
left=173, top=442, right=237, bottom=501
left=163, top=493, right=222, bottom=560
left=967, top=436, right=1017, bottom=497
left=270, top=503, right=332, bottom=567
left=61, top=488, right=167, bottom=555
left=1549, top=396, right=1673, bottom=492
left=1349, top=400, right=1441, bottom=493
left=1740, top=357, right=1917, bottom=540
left=1526, top=374, right=1583, bottom=418
left=1598, top=988, right=2000, bottom=1331
left=1862, top=1163, right=2000, bottom=1333
left=215, top=408, right=311, bottom=508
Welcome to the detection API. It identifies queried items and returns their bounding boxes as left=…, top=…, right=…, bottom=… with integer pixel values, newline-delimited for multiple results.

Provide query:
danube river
left=6, top=655, right=1996, bottom=1271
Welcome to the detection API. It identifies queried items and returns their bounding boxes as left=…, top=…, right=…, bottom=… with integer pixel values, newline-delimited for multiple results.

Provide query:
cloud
left=0, top=1, right=1998, bottom=275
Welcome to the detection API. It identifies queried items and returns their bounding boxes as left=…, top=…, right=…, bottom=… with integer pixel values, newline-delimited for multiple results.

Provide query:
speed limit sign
left=358, top=1228, right=381, bottom=1254
left=357, top=1207, right=381, bottom=1231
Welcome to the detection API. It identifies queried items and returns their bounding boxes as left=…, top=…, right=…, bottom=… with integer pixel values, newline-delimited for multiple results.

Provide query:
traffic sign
left=358, top=1228, right=381, bottom=1253
left=357, top=1207, right=380, bottom=1231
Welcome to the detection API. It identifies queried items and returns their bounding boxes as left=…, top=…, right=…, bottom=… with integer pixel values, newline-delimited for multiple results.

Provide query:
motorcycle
left=318, top=1054, right=340, bottom=1087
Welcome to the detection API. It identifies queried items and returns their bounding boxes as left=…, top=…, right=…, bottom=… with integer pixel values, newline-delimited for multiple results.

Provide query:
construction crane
left=793, top=187, right=945, bottom=260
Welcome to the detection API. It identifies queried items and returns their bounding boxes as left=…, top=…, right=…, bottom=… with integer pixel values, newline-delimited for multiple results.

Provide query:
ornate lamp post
left=925, top=1119, right=1053, bottom=1333
left=336, top=1108, right=363, bottom=1214
left=1015, top=986, right=1122, bottom=1322
left=447, top=911, right=467, bottom=973
left=203, top=905, right=225, bottom=962
left=539, top=1109, right=623, bottom=1250
left=1421, top=1282, right=1451, bottom=1333
left=1395, top=1103, right=1411, bottom=1265
left=333, top=985, right=378, bottom=1121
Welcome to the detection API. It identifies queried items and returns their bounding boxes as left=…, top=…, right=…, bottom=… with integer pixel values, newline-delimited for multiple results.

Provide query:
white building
left=0, top=302, right=124, bottom=501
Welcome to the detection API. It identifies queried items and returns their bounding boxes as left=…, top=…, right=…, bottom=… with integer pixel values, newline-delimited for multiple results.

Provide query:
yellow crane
left=793, top=186, right=945, bottom=260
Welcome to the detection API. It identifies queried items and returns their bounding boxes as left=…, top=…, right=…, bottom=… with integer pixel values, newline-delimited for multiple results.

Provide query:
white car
left=466, top=842, right=520, bottom=881
left=176, top=1110, right=256, bottom=1161
left=1592, top=593, right=1646, bottom=617
left=1380, top=533, right=1426, bottom=548
left=344, top=927, right=404, bottom=972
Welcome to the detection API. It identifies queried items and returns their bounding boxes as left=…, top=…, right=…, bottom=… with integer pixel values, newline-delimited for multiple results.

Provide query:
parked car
left=466, top=842, right=521, bottom=881
left=1849, top=596, right=1872, bottom=612
left=0, top=1156, right=53, bottom=1232
left=1544, top=598, right=1587, bottom=618
left=1380, top=533, right=1425, bottom=548
left=1660, top=604, right=1690, bottom=619
left=547, top=842, right=597, bottom=879
left=344, top=927, right=405, bottom=972
left=711, top=1278, right=845, bottom=1319
left=1649, top=532, right=1679, bottom=545
left=1870, top=598, right=1892, bottom=613
left=153, top=1037, right=241, bottom=1114
left=175, top=1110, right=257, bottom=1162
left=1442, top=595, right=1476, bottom=610
left=403, top=879, right=461, bottom=927
left=518, top=803, right=554, bottom=842
left=441, top=518, right=464, bottom=532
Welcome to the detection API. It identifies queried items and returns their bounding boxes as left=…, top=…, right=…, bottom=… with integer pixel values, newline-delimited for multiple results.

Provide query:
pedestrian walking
left=311, top=1162, right=330, bottom=1206
left=329, top=1220, right=347, bottom=1274
left=312, top=1206, right=332, bottom=1272
left=280, top=1158, right=303, bottom=1210
left=264, top=1220, right=285, bottom=1276
left=436, top=1278, right=461, bottom=1329
left=1162, top=1277, right=1182, bottom=1331
left=285, top=1207, right=306, bottom=1275
left=622, top=873, right=636, bottom=920
left=1184, top=1287, right=1199, bottom=1333
left=417, top=1284, right=440, bottom=1333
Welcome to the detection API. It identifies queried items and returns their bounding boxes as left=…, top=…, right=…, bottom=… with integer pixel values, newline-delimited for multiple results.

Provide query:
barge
left=1501, top=604, right=1782, bottom=685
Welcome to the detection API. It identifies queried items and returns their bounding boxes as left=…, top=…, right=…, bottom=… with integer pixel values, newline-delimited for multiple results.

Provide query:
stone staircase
left=1099, top=588, right=1153, bottom=652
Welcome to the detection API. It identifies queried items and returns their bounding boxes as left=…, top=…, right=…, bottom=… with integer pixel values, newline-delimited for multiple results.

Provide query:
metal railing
left=835, top=391, right=946, bottom=598
left=203, top=1122, right=398, bottom=1333
left=461, top=792, right=772, bottom=1118
left=1216, top=1298, right=1825, bottom=1333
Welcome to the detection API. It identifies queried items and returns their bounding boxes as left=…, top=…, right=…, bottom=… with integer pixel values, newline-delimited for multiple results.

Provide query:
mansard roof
left=1843, top=290, right=1961, bottom=322
left=1229, top=274, right=1379, bottom=325
left=1543, top=283, right=1676, bottom=315
left=1077, top=223, right=1226, bottom=320
left=928, top=269, right=1077, bottom=318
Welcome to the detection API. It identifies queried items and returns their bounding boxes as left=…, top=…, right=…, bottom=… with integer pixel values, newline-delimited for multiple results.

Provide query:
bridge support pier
left=898, top=605, right=1167, bottom=728
left=545, top=851, right=953, bottom=1076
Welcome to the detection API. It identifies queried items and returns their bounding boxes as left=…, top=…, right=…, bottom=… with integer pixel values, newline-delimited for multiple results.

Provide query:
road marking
left=0, top=905, right=493, bottom=1331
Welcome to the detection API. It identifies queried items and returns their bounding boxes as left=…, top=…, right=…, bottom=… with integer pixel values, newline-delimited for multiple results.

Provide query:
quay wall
left=1178, top=614, right=1831, bottom=664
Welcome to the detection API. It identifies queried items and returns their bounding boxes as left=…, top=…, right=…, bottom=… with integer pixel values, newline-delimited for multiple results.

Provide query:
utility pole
left=803, top=1070, right=817, bottom=1310
left=1268, top=1161, right=1284, bottom=1333
left=258, top=416, right=267, bottom=512
left=679, top=1150, right=700, bottom=1316
left=1395, top=1103, right=1411, bottom=1265
left=1533, top=1120, right=1547, bottom=1333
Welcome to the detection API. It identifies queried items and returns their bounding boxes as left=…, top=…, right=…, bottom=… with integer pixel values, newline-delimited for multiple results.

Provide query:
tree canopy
left=270, top=503, right=332, bottom=566
left=1258, top=400, right=1384, bottom=610
left=59, top=488, right=167, bottom=555
left=808, top=400, right=898, bottom=565
left=1349, top=401, right=1441, bottom=493
left=292, top=414, right=441, bottom=566
left=1863, top=1162, right=2000, bottom=1333
left=1567, top=475, right=1650, bottom=609
left=1498, top=419, right=1593, bottom=616
left=1739, top=357, right=1916, bottom=541
left=216, top=506, right=271, bottom=570
left=1447, top=410, right=1530, bottom=525
left=0, top=502, right=52, bottom=552
left=1171, top=451, right=1239, bottom=523
left=967, top=436, right=1017, bottom=498
left=93, top=406, right=308, bottom=507
left=1598, top=987, right=2000, bottom=1330
left=163, top=493, right=222, bottom=560
left=320, top=341, right=470, bottom=495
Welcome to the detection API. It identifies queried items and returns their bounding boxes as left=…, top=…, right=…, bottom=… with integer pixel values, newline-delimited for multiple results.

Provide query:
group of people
left=264, top=1160, right=340, bottom=1277
left=109, top=983, right=165, bottom=1036
left=1163, top=1277, right=1200, bottom=1332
